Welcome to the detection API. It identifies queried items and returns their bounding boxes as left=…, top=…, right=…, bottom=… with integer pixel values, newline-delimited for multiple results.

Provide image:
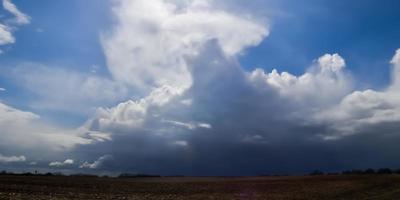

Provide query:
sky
left=0, top=0, right=400, bottom=176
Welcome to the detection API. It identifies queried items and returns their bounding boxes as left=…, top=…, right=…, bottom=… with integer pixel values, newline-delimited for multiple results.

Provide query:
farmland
left=0, top=175, right=400, bottom=199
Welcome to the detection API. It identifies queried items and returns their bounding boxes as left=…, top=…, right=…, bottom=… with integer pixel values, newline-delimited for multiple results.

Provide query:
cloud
left=162, top=119, right=212, bottom=130
left=0, top=87, right=5, bottom=92
left=0, top=102, right=110, bottom=169
left=2, top=0, right=31, bottom=25
left=49, top=159, right=74, bottom=167
left=80, top=155, right=112, bottom=169
left=87, top=85, right=185, bottom=133
left=172, top=140, right=188, bottom=147
left=175, top=45, right=349, bottom=137
left=318, top=53, right=346, bottom=73
left=2, top=0, right=400, bottom=175
left=77, top=39, right=352, bottom=173
left=0, top=102, right=104, bottom=156
left=391, top=49, right=400, bottom=87
left=101, top=0, right=268, bottom=92
left=29, top=161, right=37, bottom=166
left=0, top=154, right=26, bottom=163
left=0, top=0, right=30, bottom=52
left=0, top=101, right=40, bottom=124
left=250, top=53, right=351, bottom=105
left=7, top=64, right=128, bottom=115
left=80, top=31, right=400, bottom=174
left=314, top=49, right=400, bottom=139
left=70, top=0, right=359, bottom=174
left=0, top=24, right=15, bottom=45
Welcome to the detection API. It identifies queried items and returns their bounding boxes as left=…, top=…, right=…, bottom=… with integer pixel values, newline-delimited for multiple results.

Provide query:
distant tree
left=260, top=174, right=270, bottom=177
left=310, top=170, right=324, bottom=176
left=22, top=172, right=33, bottom=176
left=118, top=173, right=161, bottom=178
left=364, top=169, right=376, bottom=174
left=70, top=173, right=98, bottom=178
left=377, top=168, right=392, bottom=174
left=53, top=172, right=65, bottom=176
left=327, top=172, right=339, bottom=176
left=342, top=170, right=351, bottom=175
left=351, top=169, right=364, bottom=175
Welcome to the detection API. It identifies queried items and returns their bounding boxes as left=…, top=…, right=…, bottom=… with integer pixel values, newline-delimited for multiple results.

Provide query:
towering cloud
left=74, top=0, right=400, bottom=174
left=101, top=0, right=268, bottom=92
left=1, top=0, right=400, bottom=175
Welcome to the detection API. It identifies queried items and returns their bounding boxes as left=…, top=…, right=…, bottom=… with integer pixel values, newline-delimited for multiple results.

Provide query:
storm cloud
left=69, top=0, right=400, bottom=175
left=1, top=0, right=400, bottom=175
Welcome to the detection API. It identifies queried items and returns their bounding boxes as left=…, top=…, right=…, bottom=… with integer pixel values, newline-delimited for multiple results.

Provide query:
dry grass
left=0, top=175, right=400, bottom=199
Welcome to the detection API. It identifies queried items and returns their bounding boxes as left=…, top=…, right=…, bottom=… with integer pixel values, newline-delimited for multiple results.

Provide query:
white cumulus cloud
left=315, top=49, right=400, bottom=139
left=249, top=53, right=352, bottom=110
left=49, top=159, right=74, bottom=167
left=87, top=85, right=184, bottom=133
left=0, top=154, right=26, bottom=163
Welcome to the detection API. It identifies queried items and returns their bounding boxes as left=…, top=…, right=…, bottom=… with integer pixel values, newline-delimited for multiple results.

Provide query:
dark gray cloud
left=71, top=40, right=400, bottom=175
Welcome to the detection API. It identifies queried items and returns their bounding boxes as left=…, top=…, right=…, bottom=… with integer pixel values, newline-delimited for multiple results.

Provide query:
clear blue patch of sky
left=0, top=0, right=113, bottom=127
left=1, top=0, right=112, bottom=74
left=239, top=0, right=400, bottom=90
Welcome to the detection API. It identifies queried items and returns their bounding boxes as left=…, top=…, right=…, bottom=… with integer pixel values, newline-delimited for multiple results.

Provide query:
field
left=1, top=175, right=400, bottom=199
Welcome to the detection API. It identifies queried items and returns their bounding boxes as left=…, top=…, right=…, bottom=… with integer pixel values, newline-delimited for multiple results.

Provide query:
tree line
left=310, top=168, right=400, bottom=176
left=1, top=168, right=399, bottom=178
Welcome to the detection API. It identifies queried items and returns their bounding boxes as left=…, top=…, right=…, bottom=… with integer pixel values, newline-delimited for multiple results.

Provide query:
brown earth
left=0, top=175, right=400, bottom=199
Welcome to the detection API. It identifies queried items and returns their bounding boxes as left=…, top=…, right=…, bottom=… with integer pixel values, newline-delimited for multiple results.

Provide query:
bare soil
left=0, top=175, right=400, bottom=199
